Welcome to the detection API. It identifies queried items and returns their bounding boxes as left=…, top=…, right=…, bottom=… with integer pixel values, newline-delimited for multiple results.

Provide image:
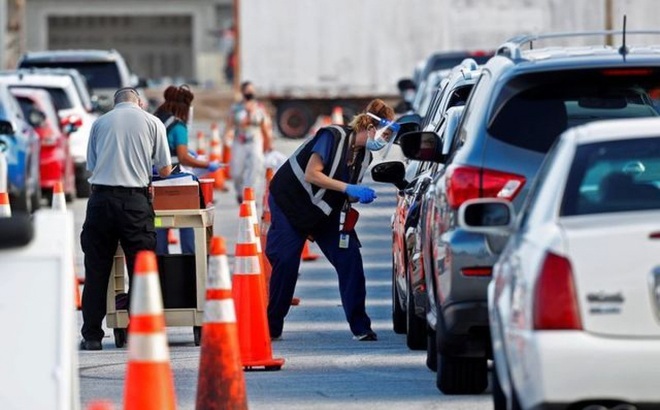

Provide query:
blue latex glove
left=345, top=184, right=377, bottom=204
left=208, top=161, right=222, bottom=172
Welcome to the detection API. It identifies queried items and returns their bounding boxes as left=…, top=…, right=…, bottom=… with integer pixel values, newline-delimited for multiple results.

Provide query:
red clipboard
left=343, top=207, right=360, bottom=231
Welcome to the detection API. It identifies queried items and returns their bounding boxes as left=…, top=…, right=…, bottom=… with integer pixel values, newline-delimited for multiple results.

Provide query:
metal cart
left=106, top=207, right=215, bottom=347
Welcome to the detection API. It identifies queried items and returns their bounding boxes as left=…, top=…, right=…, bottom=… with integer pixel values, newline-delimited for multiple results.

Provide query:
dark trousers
left=80, top=187, right=156, bottom=342
left=266, top=195, right=372, bottom=337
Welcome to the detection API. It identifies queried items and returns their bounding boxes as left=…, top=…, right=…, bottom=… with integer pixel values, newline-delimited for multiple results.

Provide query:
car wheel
left=10, top=189, right=31, bottom=213
left=426, top=325, right=437, bottom=372
left=30, top=183, right=41, bottom=212
left=436, top=353, right=488, bottom=395
left=75, top=163, right=91, bottom=198
left=406, top=280, right=426, bottom=350
left=392, top=256, right=406, bottom=334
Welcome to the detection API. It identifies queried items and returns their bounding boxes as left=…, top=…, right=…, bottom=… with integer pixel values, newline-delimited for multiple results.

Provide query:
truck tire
left=75, top=163, right=91, bottom=198
left=276, top=102, right=314, bottom=139
left=436, top=354, right=488, bottom=395
left=426, top=325, right=437, bottom=371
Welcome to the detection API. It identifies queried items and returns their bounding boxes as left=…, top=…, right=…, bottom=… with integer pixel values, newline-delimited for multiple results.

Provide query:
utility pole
left=0, top=0, right=6, bottom=70
left=233, top=0, right=240, bottom=94
left=605, top=0, right=614, bottom=46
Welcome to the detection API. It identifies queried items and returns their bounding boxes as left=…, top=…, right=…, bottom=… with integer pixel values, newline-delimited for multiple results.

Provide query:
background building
left=23, top=0, right=234, bottom=87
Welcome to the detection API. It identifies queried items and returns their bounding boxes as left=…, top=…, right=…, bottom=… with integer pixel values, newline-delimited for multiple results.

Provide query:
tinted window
left=9, top=86, right=72, bottom=110
left=488, top=68, right=660, bottom=153
left=21, top=61, right=121, bottom=89
left=15, top=96, right=36, bottom=118
left=561, top=137, right=660, bottom=216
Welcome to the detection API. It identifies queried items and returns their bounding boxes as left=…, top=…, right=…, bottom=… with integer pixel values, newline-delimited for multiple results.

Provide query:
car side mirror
left=0, top=120, right=16, bottom=135
left=28, top=109, right=47, bottom=128
left=458, top=198, right=515, bottom=234
left=399, top=131, right=445, bottom=163
left=371, top=161, right=408, bottom=190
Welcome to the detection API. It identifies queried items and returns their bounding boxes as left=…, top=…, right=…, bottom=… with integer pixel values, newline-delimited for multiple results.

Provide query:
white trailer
left=238, top=0, right=614, bottom=138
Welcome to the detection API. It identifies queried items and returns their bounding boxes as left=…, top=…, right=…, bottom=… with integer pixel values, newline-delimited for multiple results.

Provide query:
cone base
left=243, top=357, right=285, bottom=371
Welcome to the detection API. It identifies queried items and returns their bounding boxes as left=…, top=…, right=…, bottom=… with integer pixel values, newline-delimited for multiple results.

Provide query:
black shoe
left=353, top=331, right=378, bottom=341
left=80, top=340, right=103, bottom=351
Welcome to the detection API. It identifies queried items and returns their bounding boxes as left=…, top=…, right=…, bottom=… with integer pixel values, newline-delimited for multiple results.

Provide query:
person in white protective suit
left=223, top=81, right=274, bottom=203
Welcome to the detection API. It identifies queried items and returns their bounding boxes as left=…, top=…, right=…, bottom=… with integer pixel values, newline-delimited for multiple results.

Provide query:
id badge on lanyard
left=339, top=204, right=350, bottom=249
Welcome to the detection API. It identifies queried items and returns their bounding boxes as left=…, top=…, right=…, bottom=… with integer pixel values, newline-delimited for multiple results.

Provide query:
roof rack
left=496, top=29, right=660, bottom=60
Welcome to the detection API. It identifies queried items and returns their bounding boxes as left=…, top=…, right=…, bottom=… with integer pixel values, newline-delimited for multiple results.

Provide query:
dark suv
left=398, top=32, right=660, bottom=394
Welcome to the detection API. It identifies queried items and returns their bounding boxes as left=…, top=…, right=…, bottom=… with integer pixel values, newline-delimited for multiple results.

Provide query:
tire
left=194, top=326, right=202, bottom=346
left=10, top=188, right=32, bottom=214
left=75, top=163, right=91, bottom=198
left=276, top=102, right=314, bottom=139
left=114, top=328, right=127, bottom=348
left=392, top=257, right=406, bottom=334
left=436, top=354, right=488, bottom=395
left=426, top=325, right=437, bottom=372
left=406, top=284, right=426, bottom=350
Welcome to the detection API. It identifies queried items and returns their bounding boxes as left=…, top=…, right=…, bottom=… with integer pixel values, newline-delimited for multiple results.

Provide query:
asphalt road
left=73, top=126, right=493, bottom=409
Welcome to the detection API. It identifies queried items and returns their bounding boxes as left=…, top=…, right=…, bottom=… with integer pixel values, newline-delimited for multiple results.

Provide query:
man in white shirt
left=79, top=88, right=171, bottom=350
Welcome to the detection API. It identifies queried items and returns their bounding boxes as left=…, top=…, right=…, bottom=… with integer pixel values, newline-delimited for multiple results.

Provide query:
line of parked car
left=374, top=31, right=660, bottom=409
left=0, top=49, right=138, bottom=212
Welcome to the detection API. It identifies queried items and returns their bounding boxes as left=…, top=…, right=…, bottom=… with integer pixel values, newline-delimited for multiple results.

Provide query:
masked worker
left=152, top=85, right=221, bottom=255
left=266, top=99, right=398, bottom=341
left=223, top=81, right=273, bottom=204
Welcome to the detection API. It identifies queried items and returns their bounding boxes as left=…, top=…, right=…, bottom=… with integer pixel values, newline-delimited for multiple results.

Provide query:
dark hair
left=240, top=81, right=252, bottom=94
left=154, top=85, right=194, bottom=123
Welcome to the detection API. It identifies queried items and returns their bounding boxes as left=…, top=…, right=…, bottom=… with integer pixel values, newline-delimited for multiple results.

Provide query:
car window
left=15, top=96, right=36, bottom=119
left=21, top=61, right=121, bottom=89
left=451, top=72, right=491, bottom=154
left=561, top=137, right=660, bottom=216
left=488, top=68, right=660, bottom=154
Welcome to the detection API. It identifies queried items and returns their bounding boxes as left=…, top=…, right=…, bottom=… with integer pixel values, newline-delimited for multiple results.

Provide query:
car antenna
left=619, top=15, right=628, bottom=60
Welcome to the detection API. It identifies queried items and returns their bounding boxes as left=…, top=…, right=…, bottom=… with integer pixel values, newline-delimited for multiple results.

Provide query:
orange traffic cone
left=209, top=125, right=228, bottom=191
left=331, top=106, right=344, bottom=125
left=302, top=240, right=320, bottom=261
left=195, top=236, right=248, bottom=410
left=243, top=187, right=265, bottom=275
left=222, top=143, right=232, bottom=180
left=196, top=130, right=207, bottom=156
left=124, top=251, right=176, bottom=410
left=86, top=400, right=115, bottom=410
left=0, top=192, right=10, bottom=218
left=260, top=169, right=274, bottom=296
left=167, top=229, right=178, bottom=245
left=233, top=203, right=285, bottom=370
left=52, top=180, right=66, bottom=211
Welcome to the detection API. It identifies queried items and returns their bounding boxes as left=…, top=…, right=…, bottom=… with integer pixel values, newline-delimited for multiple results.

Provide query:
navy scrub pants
left=266, top=195, right=372, bottom=338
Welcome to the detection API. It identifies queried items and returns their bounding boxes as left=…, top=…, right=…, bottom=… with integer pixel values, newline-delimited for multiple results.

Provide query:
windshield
left=9, top=86, right=72, bottom=110
left=21, top=61, right=121, bottom=89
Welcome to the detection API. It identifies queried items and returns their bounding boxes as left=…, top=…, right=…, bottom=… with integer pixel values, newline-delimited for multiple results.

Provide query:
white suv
left=18, top=49, right=135, bottom=113
left=0, top=70, right=98, bottom=197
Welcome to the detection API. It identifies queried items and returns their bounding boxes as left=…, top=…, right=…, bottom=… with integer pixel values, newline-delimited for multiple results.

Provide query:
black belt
left=91, top=184, right=149, bottom=195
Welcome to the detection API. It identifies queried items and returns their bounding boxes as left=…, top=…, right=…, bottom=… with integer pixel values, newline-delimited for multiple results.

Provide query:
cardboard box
left=153, top=185, right=200, bottom=210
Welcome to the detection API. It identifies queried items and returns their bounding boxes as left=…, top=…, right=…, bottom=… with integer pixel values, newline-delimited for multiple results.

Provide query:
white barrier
left=0, top=210, right=80, bottom=410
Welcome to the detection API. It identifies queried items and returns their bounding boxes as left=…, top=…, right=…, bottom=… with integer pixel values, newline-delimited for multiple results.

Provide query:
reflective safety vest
left=154, top=111, right=184, bottom=165
left=270, top=125, right=371, bottom=233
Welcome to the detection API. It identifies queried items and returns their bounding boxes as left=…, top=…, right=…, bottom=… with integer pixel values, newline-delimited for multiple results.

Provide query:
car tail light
left=461, top=267, right=492, bottom=277
left=602, top=68, right=653, bottom=76
left=445, top=165, right=526, bottom=209
left=533, top=252, right=582, bottom=330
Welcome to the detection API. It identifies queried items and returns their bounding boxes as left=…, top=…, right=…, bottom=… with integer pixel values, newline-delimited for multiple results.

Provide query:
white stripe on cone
left=130, top=274, right=164, bottom=314
left=234, top=256, right=261, bottom=275
left=128, top=334, right=170, bottom=362
left=203, top=300, right=237, bottom=323
left=207, top=255, right=232, bottom=290
left=52, top=192, right=66, bottom=211
left=246, top=199, right=262, bottom=253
